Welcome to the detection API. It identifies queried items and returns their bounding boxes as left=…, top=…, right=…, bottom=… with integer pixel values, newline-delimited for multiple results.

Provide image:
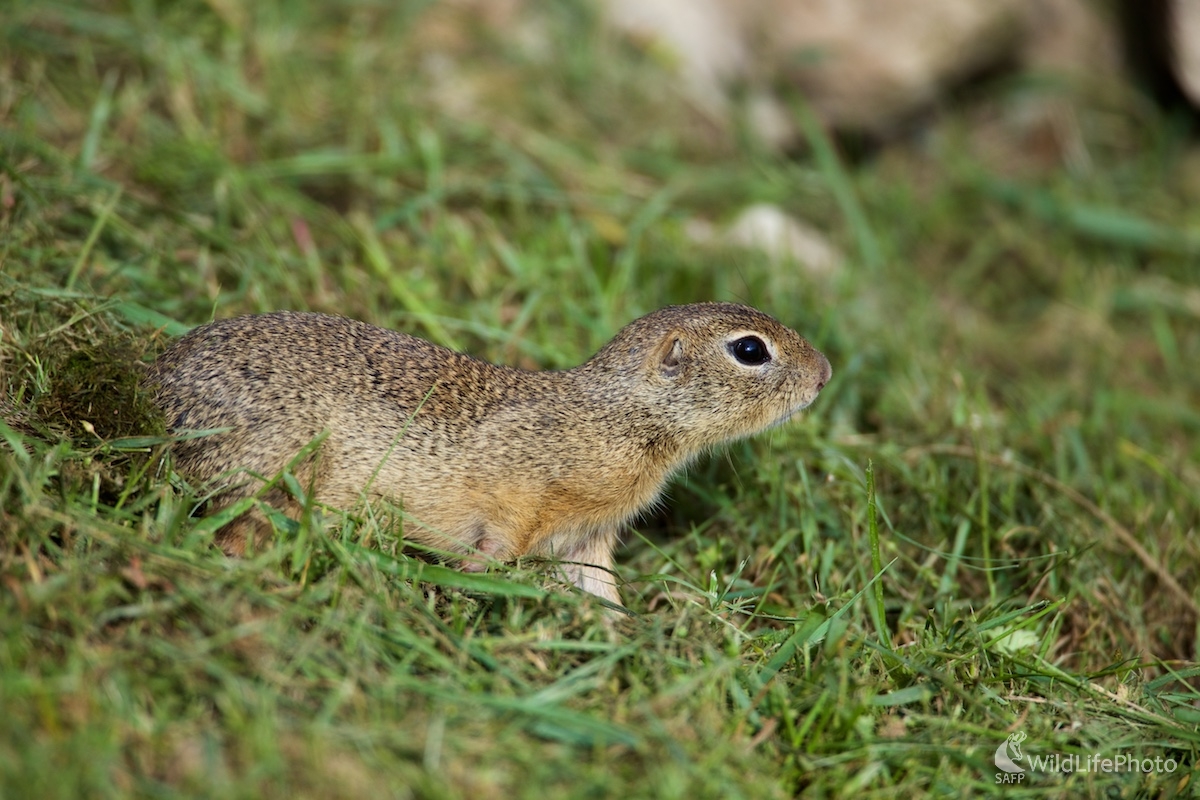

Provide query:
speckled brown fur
left=147, top=303, right=831, bottom=604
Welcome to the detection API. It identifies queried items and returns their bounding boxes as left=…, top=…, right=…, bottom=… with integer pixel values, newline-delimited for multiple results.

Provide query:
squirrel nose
left=815, top=353, right=832, bottom=391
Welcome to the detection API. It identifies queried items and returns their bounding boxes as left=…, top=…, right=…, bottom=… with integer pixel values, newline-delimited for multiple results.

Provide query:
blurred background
left=2, top=1, right=1199, bottom=796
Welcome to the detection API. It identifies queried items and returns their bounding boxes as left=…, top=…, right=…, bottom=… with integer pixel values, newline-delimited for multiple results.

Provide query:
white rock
left=1170, top=0, right=1200, bottom=106
left=716, top=203, right=844, bottom=275
left=599, top=0, right=1088, bottom=142
left=760, top=0, right=1026, bottom=135
left=602, top=0, right=749, bottom=118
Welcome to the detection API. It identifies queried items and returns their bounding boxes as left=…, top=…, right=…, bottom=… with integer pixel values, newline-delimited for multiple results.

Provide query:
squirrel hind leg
left=213, top=509, right=270, bottom=556
left=210, top=486, right=300, bottom=556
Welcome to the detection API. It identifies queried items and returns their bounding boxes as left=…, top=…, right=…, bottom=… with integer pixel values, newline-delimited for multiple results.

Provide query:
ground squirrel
left=148, top=303, right=831, bottom=604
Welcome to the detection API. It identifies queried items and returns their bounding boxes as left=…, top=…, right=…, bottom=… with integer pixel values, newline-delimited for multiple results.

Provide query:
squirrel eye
left=729, top=336, right=770, bottom=365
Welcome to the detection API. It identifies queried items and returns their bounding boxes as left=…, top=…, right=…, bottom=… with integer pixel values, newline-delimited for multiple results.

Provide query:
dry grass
left=2, top=1, right=1198, bottom=797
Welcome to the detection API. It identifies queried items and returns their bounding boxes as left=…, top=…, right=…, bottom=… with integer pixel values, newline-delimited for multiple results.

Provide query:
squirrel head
left=583, top=303, right=831, bottom=452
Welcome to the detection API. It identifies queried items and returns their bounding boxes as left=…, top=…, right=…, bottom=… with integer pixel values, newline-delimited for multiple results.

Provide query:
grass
left=2, top=1, right=1199, bottom=797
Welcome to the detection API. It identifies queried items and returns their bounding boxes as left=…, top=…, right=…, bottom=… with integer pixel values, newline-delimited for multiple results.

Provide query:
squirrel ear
left=659, top=337, right=684, bottom=378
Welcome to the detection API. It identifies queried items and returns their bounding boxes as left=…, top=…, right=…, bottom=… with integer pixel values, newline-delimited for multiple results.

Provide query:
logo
left=992, top=730, right=1179, bottom=785
left=994, top=731, right=1027, bottom=782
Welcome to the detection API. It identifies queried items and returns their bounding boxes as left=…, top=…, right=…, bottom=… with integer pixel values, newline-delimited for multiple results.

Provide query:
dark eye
left=729, top=336, right=770, bottom=365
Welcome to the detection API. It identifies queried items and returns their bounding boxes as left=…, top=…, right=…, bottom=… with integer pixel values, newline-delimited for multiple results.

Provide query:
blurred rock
left=1168, top=0, right=1200, bottom=106
left=1020, top=0, right=1121, bottom=79
left=761, top=0, right=1025, bottom=137
left=603, top=0, right=748, bottom=120
left=687, top=204, right=844, bottom=275
left=600, top=0, right=1120, bottom=147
